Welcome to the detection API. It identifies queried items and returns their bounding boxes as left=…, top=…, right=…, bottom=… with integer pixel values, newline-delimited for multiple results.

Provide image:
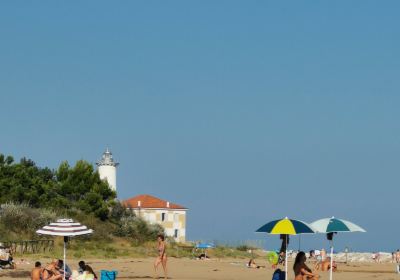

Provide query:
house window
left=174, top=229, right=178, bottom=238
left=161, top=213, right=166, bottom=222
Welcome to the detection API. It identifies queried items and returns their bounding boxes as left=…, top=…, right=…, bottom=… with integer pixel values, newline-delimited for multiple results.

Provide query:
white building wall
left=131, top=208, right=187, bottom=242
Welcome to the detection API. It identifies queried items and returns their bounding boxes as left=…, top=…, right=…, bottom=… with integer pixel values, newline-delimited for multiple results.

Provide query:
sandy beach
left=1, top=257, right=397, bottom=280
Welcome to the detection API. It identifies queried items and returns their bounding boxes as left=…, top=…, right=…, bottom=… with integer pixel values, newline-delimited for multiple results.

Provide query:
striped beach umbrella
left=256, top=217, right=315, bottom=280
left=311, top=217, right=366, bottom=280
left=36, top=219, right=93, bottom=280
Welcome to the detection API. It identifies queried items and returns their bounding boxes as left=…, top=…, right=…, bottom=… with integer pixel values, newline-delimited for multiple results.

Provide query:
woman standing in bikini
left=293, top=251, right=319, bottom=280
left=154, top=234, right=167, bottom=279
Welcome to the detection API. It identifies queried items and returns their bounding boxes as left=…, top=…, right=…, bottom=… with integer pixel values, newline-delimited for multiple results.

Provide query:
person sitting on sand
left=372, top=252, right=380, bottom=263
left=196, top=253, right=210, bottom=260
left=309, top=250, right=315, bottom=259
left=31, top=262, right=43, bottom=280
left=78, top=261, right=97, bottom=280
left=57, top=260, right=72, bottom=279
left=0, top=246, right=15, bottom=269
left=247, top=259, right=265, bottom=269
left=320, top=249, right=326, bottom=261
left=293, top=251, right=319, bottom=280
left=42, top=261, right=63, bottom=280
left=315, top=257, right=337, bottom=272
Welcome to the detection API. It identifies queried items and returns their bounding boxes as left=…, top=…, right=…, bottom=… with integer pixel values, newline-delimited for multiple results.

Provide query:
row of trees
left=0, top=153, right=164, bottom=243
left=0, top=154, right=115, bottom=220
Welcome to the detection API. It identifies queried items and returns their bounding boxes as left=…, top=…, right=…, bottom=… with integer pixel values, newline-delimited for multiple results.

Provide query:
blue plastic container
left=100, top=270, right=117, bottom=280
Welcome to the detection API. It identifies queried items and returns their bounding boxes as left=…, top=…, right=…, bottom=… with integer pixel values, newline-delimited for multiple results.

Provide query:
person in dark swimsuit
left=293, top=251, right=319, bottom=280
left=154, top=234, right=167, bottom=279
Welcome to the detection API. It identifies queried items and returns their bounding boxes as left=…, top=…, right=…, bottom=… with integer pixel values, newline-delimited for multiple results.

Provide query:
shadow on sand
left=0, top=270, right=30, bottom=278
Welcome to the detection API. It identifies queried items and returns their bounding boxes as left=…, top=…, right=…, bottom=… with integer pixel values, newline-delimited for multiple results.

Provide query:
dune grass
left=12, top=237, right=263, bottom=261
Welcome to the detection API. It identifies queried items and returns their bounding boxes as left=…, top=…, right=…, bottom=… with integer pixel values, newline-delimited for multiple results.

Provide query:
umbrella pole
left=63, top=237, right=66, bottom=280
left=330, top=240, right=334, bottom=280
left=285, top=236, right=288, bottom=280
left=298, top=235, right=301, bottom=251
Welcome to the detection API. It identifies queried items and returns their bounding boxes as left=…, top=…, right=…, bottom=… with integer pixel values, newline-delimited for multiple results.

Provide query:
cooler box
left=100, top=270, right=117, bottom=280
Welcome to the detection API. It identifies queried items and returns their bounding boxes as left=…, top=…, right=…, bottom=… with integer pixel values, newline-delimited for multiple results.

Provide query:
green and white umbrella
left=311, top=217, right=366, bottom=280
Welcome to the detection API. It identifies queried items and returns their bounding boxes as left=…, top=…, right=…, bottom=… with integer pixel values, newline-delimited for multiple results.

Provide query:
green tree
left=0, top=153, right=116, bottom=220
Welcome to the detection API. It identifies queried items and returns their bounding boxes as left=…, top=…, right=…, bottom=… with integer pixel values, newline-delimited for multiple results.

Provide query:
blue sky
left=1, top=1, right=399, bottom=252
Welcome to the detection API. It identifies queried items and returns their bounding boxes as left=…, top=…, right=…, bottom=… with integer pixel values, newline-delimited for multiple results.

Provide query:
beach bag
left=100, top=270, right=117, bottom=280
left=272, top=269, right=285, bottom=280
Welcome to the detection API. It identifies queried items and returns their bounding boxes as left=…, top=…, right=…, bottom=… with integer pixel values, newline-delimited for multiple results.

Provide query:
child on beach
left=78, top=261, right=97, bottom=280
left=31, top=262, right=42, bottom=280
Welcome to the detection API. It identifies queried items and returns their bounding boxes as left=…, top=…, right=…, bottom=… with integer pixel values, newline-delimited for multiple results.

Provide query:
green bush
left=0, top=202, right=56, bottom=239
left=115, top=214, right=164, bottom=244
left=236, top=244, right=258, bottom=251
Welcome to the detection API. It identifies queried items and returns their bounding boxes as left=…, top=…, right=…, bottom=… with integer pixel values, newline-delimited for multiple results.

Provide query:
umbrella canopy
left=310, top=217, right=366, bottom=233
left=36, top=219, right=93, bottom=280
left=310, top=217, right=365, bottom=280
left=256, top=217, right=315, bottom=235
left=36, top=218, right=93, bottom=236
left=195, top=243, right=215, bottom=249
left=256, top=217, right=315, bottom=280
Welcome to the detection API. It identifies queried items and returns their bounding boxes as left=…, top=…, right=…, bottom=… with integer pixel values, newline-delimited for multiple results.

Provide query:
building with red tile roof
left=122, top=194, right=187, bottom=242
left=123, top=194, right=187, bottom=210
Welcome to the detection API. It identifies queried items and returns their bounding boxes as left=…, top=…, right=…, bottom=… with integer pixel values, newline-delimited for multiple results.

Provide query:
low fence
left=2, top=240, right=54, bottom=254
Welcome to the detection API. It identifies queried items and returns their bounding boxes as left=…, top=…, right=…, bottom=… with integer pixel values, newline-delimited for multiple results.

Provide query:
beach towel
left=72, top=271, right=95, bottom=280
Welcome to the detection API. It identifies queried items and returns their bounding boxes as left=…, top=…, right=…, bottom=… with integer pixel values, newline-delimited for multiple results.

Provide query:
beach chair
left=0, top=247, right=15, bottom=269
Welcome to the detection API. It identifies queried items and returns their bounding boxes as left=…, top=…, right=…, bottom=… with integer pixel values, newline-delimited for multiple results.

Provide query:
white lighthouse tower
left=96, top=148, right=119, bottom=192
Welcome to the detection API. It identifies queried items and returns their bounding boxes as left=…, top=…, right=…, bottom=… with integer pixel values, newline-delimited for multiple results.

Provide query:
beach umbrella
left=310, top=217, right=366, bottom=280
left=36, top=219, right=93, bottom=280
left=195, top=243, right=215, bottom=258
left=256, top=217, right=315, bottom=280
